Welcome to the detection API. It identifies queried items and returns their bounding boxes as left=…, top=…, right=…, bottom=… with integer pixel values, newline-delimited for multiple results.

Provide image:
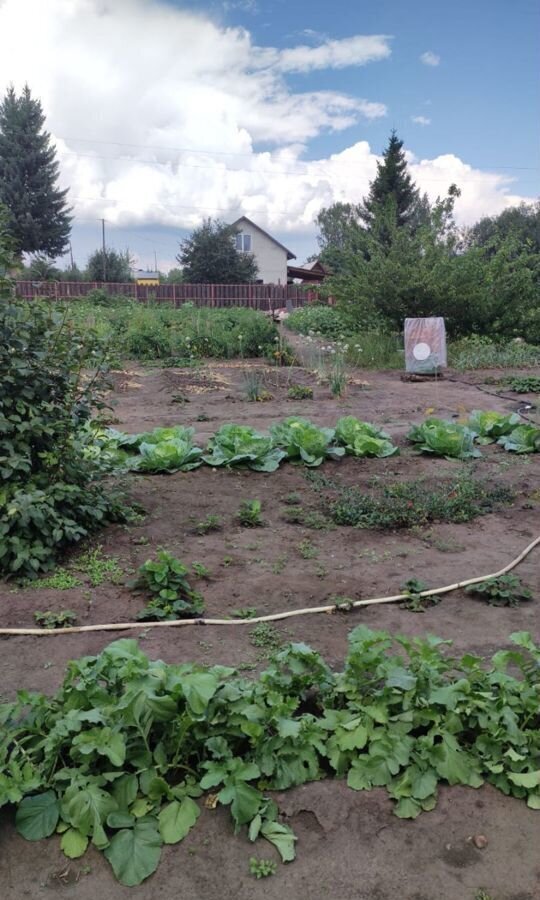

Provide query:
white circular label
left=413, top=342, right=431, bottom=361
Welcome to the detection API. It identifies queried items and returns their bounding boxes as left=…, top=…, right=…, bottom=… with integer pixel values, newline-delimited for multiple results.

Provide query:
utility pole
left=101, top=219, right=106, bottom=281
left=68, top=241, right=74, bottom=271
left=154, top=250, right=158, bottom=273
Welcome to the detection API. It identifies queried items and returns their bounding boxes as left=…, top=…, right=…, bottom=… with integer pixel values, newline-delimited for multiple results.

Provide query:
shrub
left=286, top=305, right=349, bottom=339
left=287, top=384, right=313, bottom=400
left=449, top=336, right=540, bottom=370
left=0, top=298, right=128, bottom=579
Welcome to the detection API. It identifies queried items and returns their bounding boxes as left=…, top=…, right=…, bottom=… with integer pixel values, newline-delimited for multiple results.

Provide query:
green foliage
left=506, top=375, right=540, bottom=393
left=328, top=353, right=347, bottom=397
left=497, top=424, right=540, bottom=454
left=297, top=538, right=318, bottom=559
left=203, top=424, right=286, bottom=472
left=270, top=417, right=345, bottom=467
left=399, top=579, right=439, bottom=613
left=465, top=575, right=533, bottom=608
left=0, top=85, right=71, bottom=257
left=132, top=550, right=205, bottom=620
left=249, top=857, right=277, bottom=878
left=287, top=384, right=314, bottom=400
left=86, top=249, right=133, bottom=283
left=335, top=416, right=398, bottom=458
left=231, top=607, right=258, bottom=619
left=0, top=295, right=128, bottom=580
left=250, top=623, right=283, bottom=653
left=33, top=609, right=78, bottom=629
left=449, top=336, right=540, bottom=370
left=407, top=418, right=481, bottom=460
left=468, top=410, right=521, bottom=444
left=287, top=305, right=348, bottom=340
left=2, top=630, right=540, bottom=886
left=177, top=218, right=258, bottom=284
left=60, top=302, right=281, bottom=363
left=75, top=547, right=123, bottom=587
left=195, top=514, right=222, bottom=535
left=360, top=130, right=423, bottom=232
left=27, top=568, right=81, bottom=590
left=312, top=474, right=513, bottom=529
left=28, top=255, right=61, bottom=281
left=242, top=370, right=273, bottom=402
left=238, top=499, right=264, bottom=527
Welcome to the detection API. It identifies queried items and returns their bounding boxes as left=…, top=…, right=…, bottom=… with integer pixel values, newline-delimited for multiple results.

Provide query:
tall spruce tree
left=0, top=85, right=71, bottom=258
left=360, top=130, right=420, bottom=230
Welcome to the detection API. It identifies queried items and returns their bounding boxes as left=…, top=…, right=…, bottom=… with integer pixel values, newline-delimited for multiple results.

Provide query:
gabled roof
left=135, top=270, right=159, bottom=279
left=230, top=216, right=296, bottom=260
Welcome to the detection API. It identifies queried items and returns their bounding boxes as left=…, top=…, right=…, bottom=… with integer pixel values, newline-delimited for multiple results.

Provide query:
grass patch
left=73, top=547, right=124, bottom=587
left=449, top=337, right=540, bottom=370
left=27, top=568, right=81, bottom=590
left=308, top=473, right=514, bottom=529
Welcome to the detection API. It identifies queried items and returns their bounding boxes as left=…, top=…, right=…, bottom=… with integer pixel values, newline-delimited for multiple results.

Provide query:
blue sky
left=0, top=0, right=537, bottom=272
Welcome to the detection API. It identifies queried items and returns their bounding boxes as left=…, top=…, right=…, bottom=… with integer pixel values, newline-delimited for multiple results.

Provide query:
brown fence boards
left=15, top=281, right=316, bottom=310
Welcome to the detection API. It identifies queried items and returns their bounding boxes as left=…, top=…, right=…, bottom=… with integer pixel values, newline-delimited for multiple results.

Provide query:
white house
left=230, top=216, right=296, bottom=284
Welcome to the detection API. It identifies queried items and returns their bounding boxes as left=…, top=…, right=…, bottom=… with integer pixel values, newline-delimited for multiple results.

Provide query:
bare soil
left=1, top=349, right=539, bottom=900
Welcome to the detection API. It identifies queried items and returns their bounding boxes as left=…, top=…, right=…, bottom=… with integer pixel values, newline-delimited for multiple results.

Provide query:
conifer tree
left=360, top=130, right=420, bottom=229
left=0, top=85, right=71, bottom=258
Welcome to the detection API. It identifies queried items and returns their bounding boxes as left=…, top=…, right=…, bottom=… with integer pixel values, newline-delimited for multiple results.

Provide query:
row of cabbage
left=84, top=411, right=540, bottom=474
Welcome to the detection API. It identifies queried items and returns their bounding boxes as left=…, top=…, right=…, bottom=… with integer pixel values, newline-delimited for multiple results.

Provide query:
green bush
left=0, top=298, right=127, bottom=579
left=61, top=302, right=283, bottom=362
left=286, top=305, right=349, bottom=339
left=448, top=336, right=540, bottom=370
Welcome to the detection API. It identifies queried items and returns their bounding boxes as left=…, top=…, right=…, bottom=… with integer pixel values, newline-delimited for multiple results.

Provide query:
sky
left=0, top=0, right=538, bottom=272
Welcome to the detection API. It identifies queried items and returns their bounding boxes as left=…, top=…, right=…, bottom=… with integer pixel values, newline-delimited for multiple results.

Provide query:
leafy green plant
left=335, top=416, right=399, bottom=458
left=195, top=515, right=222, bottom=535
left=497, top=424, right=540, bottom=454
left=203, top=425, right=286, bottom=472
left=287, top=384, right=313, bottom=400
left=231, top=607, right=258, bottom=619
left=407, top=418, right=481, bottom=460
left=33, top=609, right=78, bottom=629
left=465, top=575, right=533, bottom=607
left=250, top=623, right=283, bottom=653
left=191, top=562, right=211, bottom=580
left=399, top=578, right=439, bottom=613
left=468, top=410, right=521, bottom=444
left=449, top=337, right=540, bottom=370
left=238, top=500, right=264, bottom=527
left=270, top=417, right=344, bottom=467
left=131, top=550, right=204, bottom=620
left=249, top=857, right=277, bottom=878
left=311, top=474, right=513, bottom=529
left=506, top=375, right=540, bottom=393
left=75, top=547, right=123, bottom=587
left=0, top=293, right=128, bottom=579
left=27, top=568, right=81, bottom=590
left=2, top=628, right=540, bottom=885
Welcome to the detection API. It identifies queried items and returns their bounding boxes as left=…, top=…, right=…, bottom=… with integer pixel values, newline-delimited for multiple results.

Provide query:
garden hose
left=1, top=535, right=538, bottom=637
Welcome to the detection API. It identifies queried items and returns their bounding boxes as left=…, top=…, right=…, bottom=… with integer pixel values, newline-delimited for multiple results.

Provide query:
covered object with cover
left=404, top=317, right=447, bottom=374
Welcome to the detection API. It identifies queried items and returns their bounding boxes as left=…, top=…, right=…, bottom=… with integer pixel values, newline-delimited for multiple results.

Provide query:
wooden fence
left=15, top=281, right=316, bottom=311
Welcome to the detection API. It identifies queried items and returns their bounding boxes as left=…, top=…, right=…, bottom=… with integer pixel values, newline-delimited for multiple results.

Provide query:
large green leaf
left=61, top=827, right=89, bottom=859
left=16, top=791, right=59, bottom=841
left=104, top=818, right=162, bottom=886
left=158, top=797, right=200, bottom=844
left=508, top=770, right=540, bottom=789
left=261, top=821, right=297, bottom=862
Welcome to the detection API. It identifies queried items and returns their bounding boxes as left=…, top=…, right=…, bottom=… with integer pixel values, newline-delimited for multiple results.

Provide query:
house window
left=235, top=232, right=251, bottom=252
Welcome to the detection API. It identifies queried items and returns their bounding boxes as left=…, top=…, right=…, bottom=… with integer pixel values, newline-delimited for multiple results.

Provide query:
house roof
left=135, top=270, right=159, bottom=279
left=230, top=216, right=296, bottom=260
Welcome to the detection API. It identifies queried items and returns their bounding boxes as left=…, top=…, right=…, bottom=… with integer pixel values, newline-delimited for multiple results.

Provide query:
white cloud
left=0, top=0, right=532, bottom=265
left=420, top=51, right=440, bottom=66
left=411, top=115, right=431, bottom=126
left=275, top=35, right=392, bottom=73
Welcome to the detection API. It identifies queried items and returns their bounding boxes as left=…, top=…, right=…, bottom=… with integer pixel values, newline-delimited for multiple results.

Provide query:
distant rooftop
left=135, top=270, right=159, bottom=279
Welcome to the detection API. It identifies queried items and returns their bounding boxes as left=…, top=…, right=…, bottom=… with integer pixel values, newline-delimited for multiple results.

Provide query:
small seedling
left=231, top=607, right=258, bottom=619
left=281, top=492, right=302, bottom=505
left=250, top=623, right=282, bottom=653
left=171, top=393, right=190, bottom=404
left=242, top=370, right=273, bottom=402
left=132, top=535, right=150, bottom=546
left=465, top=574, right=533, bottom=607
left=131, top=549, right=204, bottom=620
left=271, top=554, right=288, bottom=574
left=287, top=384, right=313, bottom=400
left=28, top=569, right=81, bottom=590
left=400, top=578, right=439, bottom=612
left=191, top=561, right=211, bottom=580
left=196, top=514, right=222, bottom=535
left=196, top=413, right=210, bottom=422
left=34, top=610, right=78, bottom=629
left=74, top=547, right=123, bottom=587
left=249, top=857, right=277, bottom=879
left=474, top=891, right=494, bottom=900
left=238, top=499, right=264, bottom=527
left=297, top=538, right=318, bottom=559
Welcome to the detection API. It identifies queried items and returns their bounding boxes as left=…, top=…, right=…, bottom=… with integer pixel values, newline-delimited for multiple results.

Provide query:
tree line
left=0, top=84, right=538, bottom=341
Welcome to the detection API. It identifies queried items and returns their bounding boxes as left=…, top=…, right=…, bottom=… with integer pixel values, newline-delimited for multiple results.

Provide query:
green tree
left=465, top=201, right=540, bottom=255
left=28, top=255, right=61, bottom=281
left=0, top=85, right=71, bottom=258
left=360, top=130, right=421, bottom=232
left=86, top=248, right=133, bottom=283
left=178, top=219, right=258, bottom=283
left=165, top=267, right=184, bottom=284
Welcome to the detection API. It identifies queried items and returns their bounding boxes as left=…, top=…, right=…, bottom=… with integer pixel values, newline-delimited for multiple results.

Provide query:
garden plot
left=1, top=354, right=539, bottom=900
